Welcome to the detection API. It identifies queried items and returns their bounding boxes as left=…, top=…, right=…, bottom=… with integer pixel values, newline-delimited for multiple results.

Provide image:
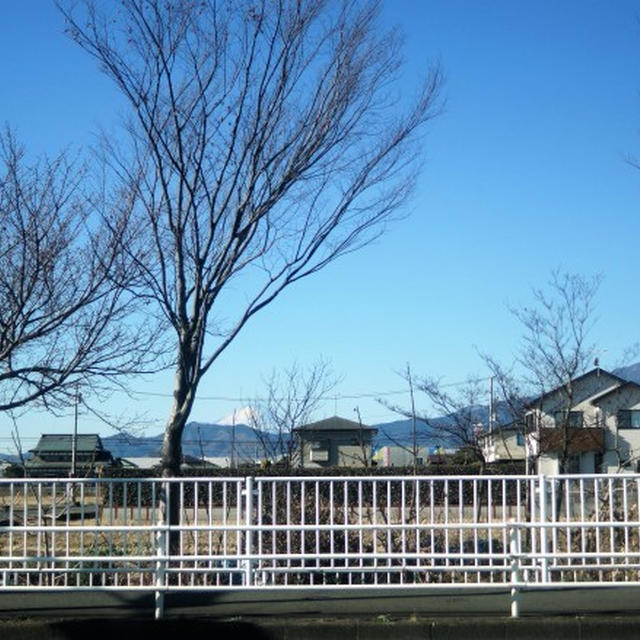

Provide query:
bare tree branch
left=0, top=130, right=167, bottom=416
left=59, top=0, right=443, bottom=478
left=250, top=358, right=340, bottom=469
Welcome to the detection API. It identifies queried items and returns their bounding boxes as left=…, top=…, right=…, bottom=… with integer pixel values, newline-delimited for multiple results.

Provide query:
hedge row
left=100, top=462, right=527, bottom=507
left=102, top=461, right=525, bottom=479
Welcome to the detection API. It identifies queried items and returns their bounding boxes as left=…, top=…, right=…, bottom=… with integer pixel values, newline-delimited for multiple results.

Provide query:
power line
left=125, top=375, right=494, bottom=403
left=127, top=389, right=409, bottom=401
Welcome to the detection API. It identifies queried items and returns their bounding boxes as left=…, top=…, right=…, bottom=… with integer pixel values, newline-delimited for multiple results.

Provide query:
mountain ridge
left=10, top=363, right=640, bottom=461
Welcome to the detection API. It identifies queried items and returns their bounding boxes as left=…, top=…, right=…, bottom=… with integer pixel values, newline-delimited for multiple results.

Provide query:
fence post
left=509, top=519, right=521, bottom=618
left=244, top=476, right=254, bottom=586
left=154, top=480, right=168, bottom=620
left=538, top=475, right=549, bottom=583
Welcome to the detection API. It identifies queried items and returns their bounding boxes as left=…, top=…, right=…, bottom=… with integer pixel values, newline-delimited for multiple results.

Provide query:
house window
left=553, top=410, right=583, bottom=428
left=524, top=413, right=536, bottom=432
left=618, top=410, right=640, bottom=429
left=516, top=433, right=525, bottom=446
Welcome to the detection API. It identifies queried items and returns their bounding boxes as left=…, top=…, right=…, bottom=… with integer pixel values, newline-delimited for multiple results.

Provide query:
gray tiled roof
left=293, top=416, right=377, bottom=433
left=29, top=434, right=104, bottom=454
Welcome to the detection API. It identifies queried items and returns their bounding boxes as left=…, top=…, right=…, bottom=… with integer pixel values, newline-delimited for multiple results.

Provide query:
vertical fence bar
left=444, top=478, right=450, bottom=574
left=386, top=480, right=392, bottom=584
left=608, top=477, right=614, bottom=572
left=550, top=478, right=557, bottom=578
left=301, top=480, right=306, bottom=583
left=256, top=480, right=263, bottom=585
left=594, top=478, right=601, bottom=581
left=345, top=480, right=351, bottom=585
left=415, top=478, right=421, bottom=582
left=370, top=480, right=377, bottom=584
left=580, top=477, right=586, bottom=576
left=400, top=479, right=405, bottom=584
left=509, top=519, right=521, bottom=618
left=8, top=482, right=14, bottom=584
left=539, top=475, right=548, bottom=583
left=244, top=476, right=254, bottom=586
left=271, top=480, right=277, bottom=586
left=315, top=480, right=320, bottom=583
left=622, top=477, right=629, bottom=578
left=487, top=478, right=493, bottom=583
left=329, top=480, right=335, bottom=579
left=462, top=480, right=468, bottom=582
left=429, top=479, right=434, bottom=584
left=155, top=480, right=168, bottom=621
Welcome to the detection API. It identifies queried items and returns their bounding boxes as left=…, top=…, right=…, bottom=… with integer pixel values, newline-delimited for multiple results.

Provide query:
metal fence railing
left=2, top=474, right=640, bottom=617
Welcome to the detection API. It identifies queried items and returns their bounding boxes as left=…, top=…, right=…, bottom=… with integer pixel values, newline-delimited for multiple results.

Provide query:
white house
left=524, top=367, right=640, bottom=474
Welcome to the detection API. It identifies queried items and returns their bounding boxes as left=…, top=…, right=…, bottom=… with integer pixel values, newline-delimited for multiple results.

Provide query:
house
left=524, top=367, right=640, bottom=474
left=293, top=416, right=377, bottom=468
left=479, top=422, right=526, bottom=464
left=25, top=434, right=117, bottom=477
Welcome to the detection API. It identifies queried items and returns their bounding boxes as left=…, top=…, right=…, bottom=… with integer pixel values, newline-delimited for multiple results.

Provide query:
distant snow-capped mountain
left=215, top=406, right=259, bottom=426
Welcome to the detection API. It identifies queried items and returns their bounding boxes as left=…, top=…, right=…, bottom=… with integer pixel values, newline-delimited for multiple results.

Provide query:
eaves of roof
left=524, top=368, right=626, bottom=410
left=589, top=380, right=640, bottom=404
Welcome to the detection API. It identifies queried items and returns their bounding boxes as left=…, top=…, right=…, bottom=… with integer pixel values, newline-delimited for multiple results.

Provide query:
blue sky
left=2, top=1, right=640, bottom=451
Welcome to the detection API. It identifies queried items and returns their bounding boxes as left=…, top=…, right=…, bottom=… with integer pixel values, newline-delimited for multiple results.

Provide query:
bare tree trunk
left=161, top=353, right=199, bottom=554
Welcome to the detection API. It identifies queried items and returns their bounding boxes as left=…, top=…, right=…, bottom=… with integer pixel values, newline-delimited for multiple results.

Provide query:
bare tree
left=250, top=359, right=339, bottom=469
left=375, top=363, right=427, bottom=472
left=0, top=131, right=163, bottom=416
left=60, top=0, right=443, bottom=478
left=383, top=373, right=489, bottom=468
left=395, top=377, right=487, bottom=463
left=483, top=270, right=603, bottom=473
left=510, top=271, right=601, bottom=397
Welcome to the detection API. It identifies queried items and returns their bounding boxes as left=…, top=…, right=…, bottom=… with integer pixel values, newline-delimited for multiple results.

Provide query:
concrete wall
left=481, top=429, right=525, bottom=464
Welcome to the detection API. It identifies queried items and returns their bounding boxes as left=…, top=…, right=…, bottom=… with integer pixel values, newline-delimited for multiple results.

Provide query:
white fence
left=2, top=474, right=640, bottom=617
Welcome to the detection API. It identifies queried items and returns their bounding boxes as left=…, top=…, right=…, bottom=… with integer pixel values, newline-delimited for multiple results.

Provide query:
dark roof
left=589, top=380, right=640, bottom=404
left=524, top=368, right=626, bottom=409
left=29, top=434, right=105, bottom=455
left=293, top=416, right=377, bottom=433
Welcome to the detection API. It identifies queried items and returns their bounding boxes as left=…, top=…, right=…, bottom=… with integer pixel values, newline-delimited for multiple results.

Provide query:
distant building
left=373, top=445, right=456, bottom=467
left=25, top=434, right=117, bottom=477
left=120, top=455, right=221, bottom=471
left=478, top=422, right=526, bottom=464
left=293, top=416, right=377, bottom=468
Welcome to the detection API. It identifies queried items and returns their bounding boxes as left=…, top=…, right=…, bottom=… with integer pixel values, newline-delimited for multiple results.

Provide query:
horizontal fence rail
left=2, top=474, right=640, bottom=616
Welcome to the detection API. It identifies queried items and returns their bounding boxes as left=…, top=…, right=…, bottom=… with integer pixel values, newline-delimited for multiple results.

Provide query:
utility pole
left=353, top=406, right=368, bottom=467
left=406, top=363, right=418, bottom=473
left=70, top=384, right=80, bottom=477
left=230, top=409, right=236, bottom=469
left=488, top=376, right=495, bottom=433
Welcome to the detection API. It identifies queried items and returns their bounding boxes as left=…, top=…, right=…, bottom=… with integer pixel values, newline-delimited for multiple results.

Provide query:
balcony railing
left=538, top=427, right=604, bottom=454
